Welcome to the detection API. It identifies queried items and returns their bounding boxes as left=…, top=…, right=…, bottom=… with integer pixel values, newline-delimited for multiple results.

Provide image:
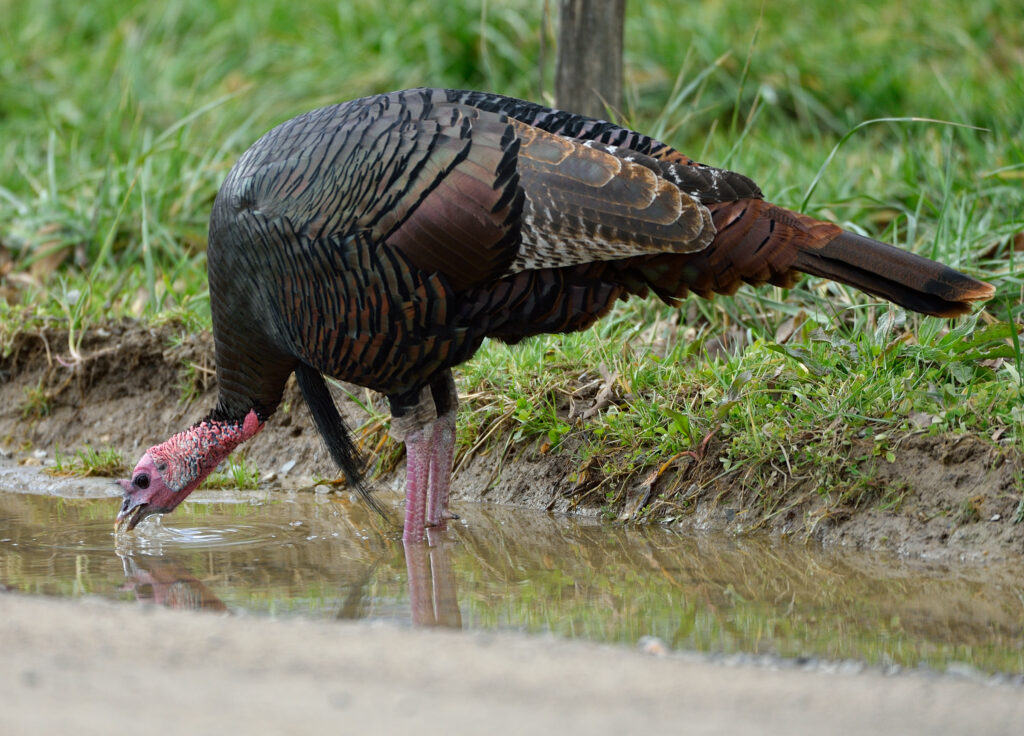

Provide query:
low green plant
left=20, top=382, right=53, bottom=419
left=48, top=445, right=127, bottom=477
left=201, top=455, right=261, bottom=490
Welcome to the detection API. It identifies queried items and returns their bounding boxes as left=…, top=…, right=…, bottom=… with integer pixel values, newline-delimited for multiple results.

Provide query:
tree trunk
left=555, top=0, right=625, bottom=119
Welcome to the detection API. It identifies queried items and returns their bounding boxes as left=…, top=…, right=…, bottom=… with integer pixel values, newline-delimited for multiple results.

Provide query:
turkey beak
left=115, top=490, right=149, bottom=532
left=115, top=499, right=149, bottom=532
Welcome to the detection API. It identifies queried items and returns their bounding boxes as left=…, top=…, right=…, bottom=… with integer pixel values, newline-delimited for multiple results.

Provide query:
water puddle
left=1, top=466, right=1022, bottom=674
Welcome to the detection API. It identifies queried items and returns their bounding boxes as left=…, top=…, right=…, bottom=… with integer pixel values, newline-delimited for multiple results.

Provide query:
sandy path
left=1, top=593, right=1021, bottom=735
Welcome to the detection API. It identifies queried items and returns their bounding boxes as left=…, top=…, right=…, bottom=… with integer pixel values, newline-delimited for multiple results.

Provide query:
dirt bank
left=2, top=592, right=1023, bottom=736
left=1, top=322, right=1022, bottom=562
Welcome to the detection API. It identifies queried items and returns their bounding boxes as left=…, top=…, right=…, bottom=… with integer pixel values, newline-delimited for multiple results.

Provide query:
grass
left=201, top=455, right=261, bottom=490
left=20, top=381, right=53, bottom=419
left=48, top=445, right=127, bottom=477
left=2, top=0, right=1022, bottom=515
left=454, top=303, right=1022, bottom=519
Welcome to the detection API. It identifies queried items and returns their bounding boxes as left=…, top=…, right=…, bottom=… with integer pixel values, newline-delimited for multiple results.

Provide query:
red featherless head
left=115, top=410, right=263, bottom=531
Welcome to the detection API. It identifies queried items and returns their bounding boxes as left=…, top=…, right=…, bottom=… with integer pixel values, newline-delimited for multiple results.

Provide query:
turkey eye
left=134, top=473, right=150, bottom=490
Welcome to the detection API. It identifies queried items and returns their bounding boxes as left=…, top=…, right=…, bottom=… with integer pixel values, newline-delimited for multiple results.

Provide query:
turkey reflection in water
left=1, top=480, right=1022, bottom=674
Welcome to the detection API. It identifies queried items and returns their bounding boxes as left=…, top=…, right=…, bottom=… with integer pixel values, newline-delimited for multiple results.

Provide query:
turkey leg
left=426, top=408, right=456, bottom=527
left=402, top=408, right=457, bottom=541
left=402, top=425, right=432, bottom=541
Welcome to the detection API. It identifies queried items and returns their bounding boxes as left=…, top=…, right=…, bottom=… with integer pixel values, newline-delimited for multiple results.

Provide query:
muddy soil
left=1, top=321, right=1022, bottom=562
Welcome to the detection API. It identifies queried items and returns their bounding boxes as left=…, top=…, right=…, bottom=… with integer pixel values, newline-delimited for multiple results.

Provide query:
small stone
left=838, top=660, right=865, bottom=676
left=946, top=662, right=983, bottom=681
left=279, top=459, right=297, bottom=475
left=990, top=514, right=1001, bottom=522
left=638, top=636, right=669, bottom=657
left=314, top=484, right=330, bottom=494
left=33, top=449, right=47, bottom=459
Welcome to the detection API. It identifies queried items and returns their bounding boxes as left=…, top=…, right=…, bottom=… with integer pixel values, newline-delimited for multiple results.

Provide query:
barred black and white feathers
left=117, top=87, right=994, bottom=541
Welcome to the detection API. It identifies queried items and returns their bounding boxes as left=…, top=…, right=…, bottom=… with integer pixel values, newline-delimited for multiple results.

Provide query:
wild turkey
left=115, top=88, right=994, bottom=541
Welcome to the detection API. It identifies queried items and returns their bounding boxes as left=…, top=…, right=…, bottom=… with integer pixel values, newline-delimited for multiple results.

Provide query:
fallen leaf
left=909, top=411, right=941, bottom=429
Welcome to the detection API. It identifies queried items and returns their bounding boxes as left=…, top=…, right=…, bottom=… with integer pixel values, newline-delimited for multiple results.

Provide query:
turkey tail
left=634, top=200, right=994, bottom=318
left=294, top=363, right=390, bottom=521
left=790, top=229, right=996, bottom=318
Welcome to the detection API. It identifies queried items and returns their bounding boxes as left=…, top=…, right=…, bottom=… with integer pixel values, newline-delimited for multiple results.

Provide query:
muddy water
left=1, top=467, right=1022, bottom=675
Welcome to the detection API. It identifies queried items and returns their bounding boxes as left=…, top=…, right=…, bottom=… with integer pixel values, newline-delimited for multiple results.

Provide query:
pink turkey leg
left=426, top=410, right=456, bottom=527
left=402, top=426, right=431, bottom=542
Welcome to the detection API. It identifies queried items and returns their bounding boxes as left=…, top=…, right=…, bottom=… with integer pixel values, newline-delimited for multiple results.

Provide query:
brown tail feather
left=629, top=200, right=993, bottom=318
left=791, top=229, right=995, bottom=317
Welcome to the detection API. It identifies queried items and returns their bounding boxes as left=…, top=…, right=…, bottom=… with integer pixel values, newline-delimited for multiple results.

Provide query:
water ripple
left=132, top=520, right=284, bottom=549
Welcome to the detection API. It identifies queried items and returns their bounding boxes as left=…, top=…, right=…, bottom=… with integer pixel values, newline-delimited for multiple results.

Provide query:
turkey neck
left=151, top=409, right=265, bottom=493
